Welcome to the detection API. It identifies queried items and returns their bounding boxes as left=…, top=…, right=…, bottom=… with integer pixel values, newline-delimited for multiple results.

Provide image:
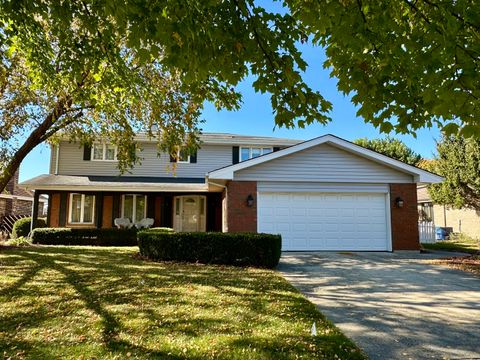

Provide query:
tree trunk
left=0, top=98, right=70, bottom=193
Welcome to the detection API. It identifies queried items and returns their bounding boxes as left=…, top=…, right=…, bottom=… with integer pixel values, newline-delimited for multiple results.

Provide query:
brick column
left=390, top=184, right=420, bottom=250
left=225, top=181, right=257, bottom=232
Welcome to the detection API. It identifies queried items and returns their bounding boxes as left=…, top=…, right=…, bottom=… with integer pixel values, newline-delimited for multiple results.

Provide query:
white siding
left=258, top=182, right=389, bottom=193
left=235, top=143, right=413, bottom=183
left=57, top=141, right=232, bottom=178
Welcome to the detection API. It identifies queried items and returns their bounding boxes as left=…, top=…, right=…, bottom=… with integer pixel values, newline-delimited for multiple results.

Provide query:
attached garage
left=208, top=134, right=443, bottom=251
left=257, top=191, right=390, bottom=251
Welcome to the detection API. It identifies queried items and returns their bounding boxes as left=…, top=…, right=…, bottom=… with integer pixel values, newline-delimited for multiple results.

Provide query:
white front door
left=258, top=192, right=390, bottom=251
left=173, top=196, right=206, bottom=232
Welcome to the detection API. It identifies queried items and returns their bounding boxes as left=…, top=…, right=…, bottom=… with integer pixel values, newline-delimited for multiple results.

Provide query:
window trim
left=68, top=193, right=95, bottom=224
left=91, top=143, right=118, bottom=162
left=121, top=194, right=147, bottom=223
left=176, top=149, right=191, bottom=164
left=239, top=146, right=273, bottom=162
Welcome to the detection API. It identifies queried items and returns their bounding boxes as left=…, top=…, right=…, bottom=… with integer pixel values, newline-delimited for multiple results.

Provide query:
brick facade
left=102, top=195, right=113, bottom=228
left=49, top=194, right=61, bottom=227
left=225, top=181, right=257, bottom=232
left=390, top=183, right=420, bottom=250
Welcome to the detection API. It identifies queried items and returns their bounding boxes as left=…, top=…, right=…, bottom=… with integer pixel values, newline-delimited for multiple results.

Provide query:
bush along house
left=20, top=133, right=442, bottom=251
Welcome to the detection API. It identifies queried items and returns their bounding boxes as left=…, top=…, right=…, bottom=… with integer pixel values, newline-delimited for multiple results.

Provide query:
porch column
left=30, top=190, right=40, bottom=233
left=96, top=192, right=104, bottom=228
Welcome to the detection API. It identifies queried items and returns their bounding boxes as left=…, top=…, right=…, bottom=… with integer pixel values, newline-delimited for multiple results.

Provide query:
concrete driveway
left=279, top=251, right=480, bottom=360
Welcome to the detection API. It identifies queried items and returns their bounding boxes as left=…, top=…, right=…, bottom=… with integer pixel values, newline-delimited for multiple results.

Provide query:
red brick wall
left=390, top=183, right=420, bottom=250
left=49, top=194, right=60, bottom=227
left=102, top=195, right=113, bottom=228
left=225, top=181, right=257, bottom=232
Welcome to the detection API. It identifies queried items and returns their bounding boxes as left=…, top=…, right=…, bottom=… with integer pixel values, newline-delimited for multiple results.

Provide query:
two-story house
left=21, top=132, right=442, bottom=251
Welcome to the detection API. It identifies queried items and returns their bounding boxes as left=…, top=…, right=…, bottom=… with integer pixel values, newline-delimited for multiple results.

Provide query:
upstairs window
left=92, top=144, right=117, bottom=161
left=170, top=147, right=197, bottom=164
left=177, top=148, right=190, bottom=163
left=240, top=147, right=273, bottom=162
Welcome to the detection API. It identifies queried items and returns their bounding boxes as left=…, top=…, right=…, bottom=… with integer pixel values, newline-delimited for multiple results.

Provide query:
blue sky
left=19, top=40, right=440, bottom=182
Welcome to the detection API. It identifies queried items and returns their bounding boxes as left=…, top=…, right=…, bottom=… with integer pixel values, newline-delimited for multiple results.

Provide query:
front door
left=173, top=195, right=206, bottom=232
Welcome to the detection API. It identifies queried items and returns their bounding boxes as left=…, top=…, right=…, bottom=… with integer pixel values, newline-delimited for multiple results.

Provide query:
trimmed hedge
left=138, top=231, right=282, bottom=268
left=12, top=217, right=47, bottom=239
left=31, top=228, right=138, bottom=246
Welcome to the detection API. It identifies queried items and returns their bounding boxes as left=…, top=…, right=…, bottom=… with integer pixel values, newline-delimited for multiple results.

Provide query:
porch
left=23, top=175, right=224, bottom=233
left=36, top=191, right=222, bottom=232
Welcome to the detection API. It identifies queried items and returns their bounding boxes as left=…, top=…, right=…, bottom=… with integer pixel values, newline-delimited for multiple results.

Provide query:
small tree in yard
left=427, top=135, right=480, bottom=211
left=354, top=137, right=422, bottom=166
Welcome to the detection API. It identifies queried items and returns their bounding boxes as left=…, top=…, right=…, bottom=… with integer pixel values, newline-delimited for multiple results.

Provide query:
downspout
left=55, top=144, right=60, bottom=175
left=207, top=177, right=228, bottom=232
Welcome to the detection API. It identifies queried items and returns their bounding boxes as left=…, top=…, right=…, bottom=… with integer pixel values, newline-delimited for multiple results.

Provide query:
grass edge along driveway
left=0, top=246, right=366, bottom=359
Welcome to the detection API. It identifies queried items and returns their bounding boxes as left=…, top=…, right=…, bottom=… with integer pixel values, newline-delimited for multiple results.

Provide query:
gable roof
left=208, top=134, right=443, bottom=184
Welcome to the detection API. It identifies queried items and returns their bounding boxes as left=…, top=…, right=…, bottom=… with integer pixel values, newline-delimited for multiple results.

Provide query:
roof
left=417, top=185, right=432, bottom=202
left=0, top=193, right=48, bottom=202
left=20, top=175, right=210, bottom=192
left=57, top=132, right=302, bottom=147
left=208, top=134, right=444, bottom=184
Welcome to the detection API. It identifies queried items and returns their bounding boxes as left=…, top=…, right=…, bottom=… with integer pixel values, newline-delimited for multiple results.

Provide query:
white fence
left=419, top=221, right=436, bottom=243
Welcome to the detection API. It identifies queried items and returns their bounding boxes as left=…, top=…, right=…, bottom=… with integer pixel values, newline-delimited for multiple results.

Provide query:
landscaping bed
left=423, top=234, right=480, bottom=276
left=0, top=246, right=365, bottom=359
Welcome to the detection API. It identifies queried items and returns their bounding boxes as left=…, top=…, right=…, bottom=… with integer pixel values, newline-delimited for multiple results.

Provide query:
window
left=240, top=147, right=273, bottom=162
left=177, top=148, right=190, bottom=163
left=69, top=193, right=95, bottom=224
left=418, top=202, right=434, bottom=222
left=92, top=144, right=117, bottom=161
left=122, top=194, right=147, bottom=223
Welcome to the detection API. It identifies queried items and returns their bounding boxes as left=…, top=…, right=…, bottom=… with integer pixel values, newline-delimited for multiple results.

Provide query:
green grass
left=422, top=234, right=480, bottom=254
left=0, top=246, right=365, bottom=359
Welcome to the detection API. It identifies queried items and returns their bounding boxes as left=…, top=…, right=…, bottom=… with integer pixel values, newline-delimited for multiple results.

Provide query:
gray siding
left=56, top=141, right=233, bottom=178
left=49, top=145, right=56, bottom=174
left=257, top=182, right=389, bottom=193
left=235, top=143, right=413, bottom=183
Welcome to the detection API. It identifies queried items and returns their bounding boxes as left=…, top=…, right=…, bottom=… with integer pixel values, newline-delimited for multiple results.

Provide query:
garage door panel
left=258, top=192, right=389, bottom=251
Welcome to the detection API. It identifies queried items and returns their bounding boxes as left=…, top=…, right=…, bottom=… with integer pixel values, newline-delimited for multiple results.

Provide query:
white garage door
left=258, top=192, right=390, bottom=251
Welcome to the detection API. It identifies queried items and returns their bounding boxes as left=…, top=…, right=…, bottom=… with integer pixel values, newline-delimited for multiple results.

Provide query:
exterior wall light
left=395, top=197, right=404, bottom=208
left=246, top=194, right=254, bottom=207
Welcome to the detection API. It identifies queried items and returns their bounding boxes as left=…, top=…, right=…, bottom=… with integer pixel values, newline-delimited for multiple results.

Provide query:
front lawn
left=0, top=246, right=365, bottom=359
left=422, top=234, right=480, bottom=254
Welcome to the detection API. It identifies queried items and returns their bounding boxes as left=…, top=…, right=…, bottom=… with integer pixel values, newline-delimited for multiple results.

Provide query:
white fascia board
left=20, top=185, right=210, bottom=192
left=208, top=134, right=444, bottom=184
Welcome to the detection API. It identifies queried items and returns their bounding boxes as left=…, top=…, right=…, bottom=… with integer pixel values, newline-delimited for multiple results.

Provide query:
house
left=418, top=184, right=480, bottom=239
left=20, top=133, right=442, bottom=251
left=1, top=169, right=46, bottom=220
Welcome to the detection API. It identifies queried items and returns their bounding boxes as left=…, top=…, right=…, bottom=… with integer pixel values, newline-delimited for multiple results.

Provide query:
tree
left=427, top=135, right=480, bottom=210
left=354, top=137, right=422, bottom=165
left=0, top=0, right=329, bottom=192
left=288, top=0, right=480, bottom=136
left=1, top=1, right=480, bottom=192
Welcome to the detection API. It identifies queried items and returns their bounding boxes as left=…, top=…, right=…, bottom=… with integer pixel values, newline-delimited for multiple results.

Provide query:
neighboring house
left=417, top=185, right=480, bottom=239
left=0, top=170, right=46, bottom=220
left=20, top=133, right=442, bottom=251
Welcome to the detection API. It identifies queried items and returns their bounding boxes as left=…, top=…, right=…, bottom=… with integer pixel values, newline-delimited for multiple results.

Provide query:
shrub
left=31, top=228, right=138, bottom=246
left=6, top=236, right=32, bottom=247
left=137, top=231, right=282, bottom=268
left=11, top=217, right=47, bottom=239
